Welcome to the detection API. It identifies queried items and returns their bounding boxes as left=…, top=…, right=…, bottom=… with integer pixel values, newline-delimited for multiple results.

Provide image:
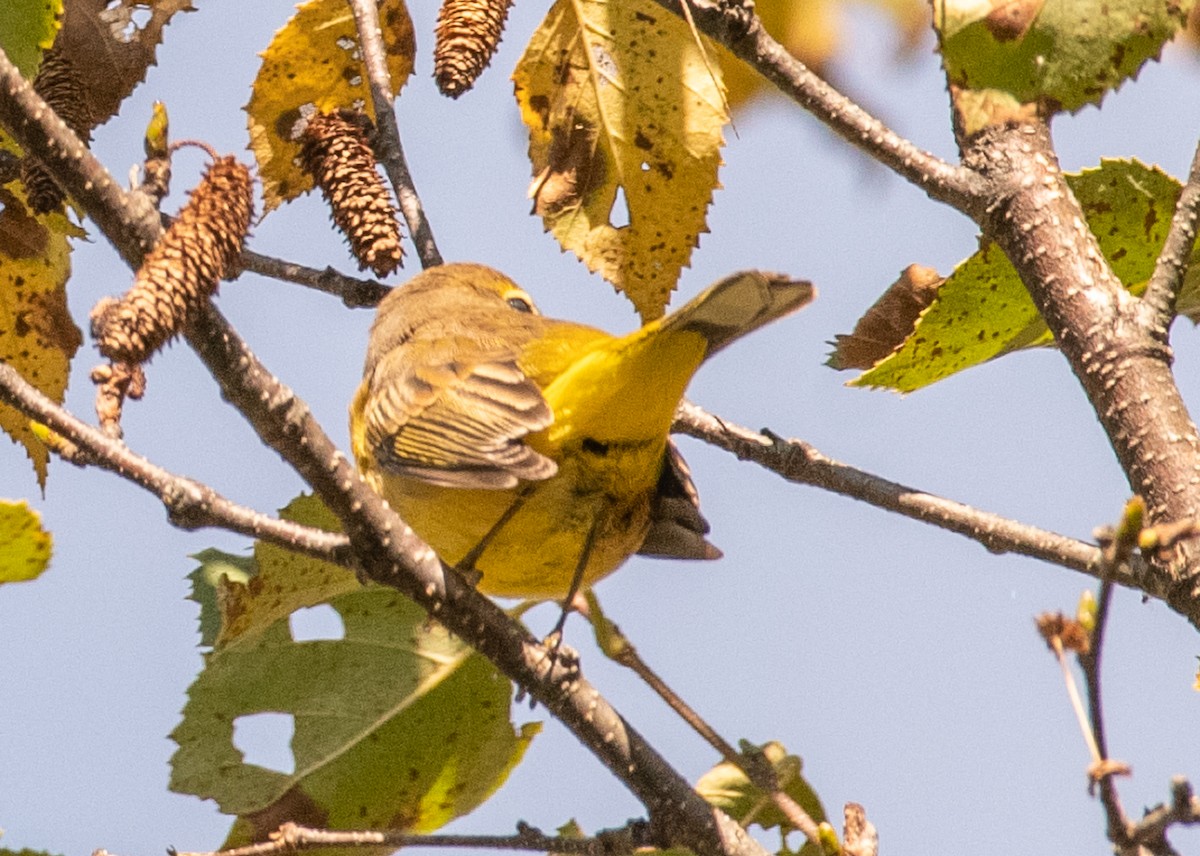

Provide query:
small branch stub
left=299, top=110, right=403, bottom=278
left=91, top=361, right=146, bottom=439
left=91, top=153, right=254, bottom=364
left=434, top=0, right=515, bottom=97
left=842, top=803, right=878, bottom=856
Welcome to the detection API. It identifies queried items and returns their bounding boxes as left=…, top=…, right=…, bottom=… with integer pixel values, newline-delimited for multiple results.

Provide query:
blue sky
left=3, top=2, right=1200, bottom=855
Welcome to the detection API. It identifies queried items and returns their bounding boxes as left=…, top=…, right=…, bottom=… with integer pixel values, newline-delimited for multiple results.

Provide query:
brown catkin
left=91, top=156, right=254, bottom=364
left=299, top=110, right=403, bottom=278
left=434, top=0, right=515, bottom=98
left=22, top=47, right=96, bottom=213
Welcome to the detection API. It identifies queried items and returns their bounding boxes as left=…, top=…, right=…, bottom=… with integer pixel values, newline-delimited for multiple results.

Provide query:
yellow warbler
left=351, top=263, right=813, bottom=599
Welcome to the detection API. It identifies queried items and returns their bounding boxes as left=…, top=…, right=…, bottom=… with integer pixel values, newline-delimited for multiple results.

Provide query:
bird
left=350, top=262, right=813, bottom=601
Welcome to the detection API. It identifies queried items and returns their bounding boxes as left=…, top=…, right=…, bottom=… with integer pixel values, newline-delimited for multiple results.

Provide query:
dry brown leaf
left=827, top=264, right=943, bottom=370
left=55, top=0, right=194, bottom=128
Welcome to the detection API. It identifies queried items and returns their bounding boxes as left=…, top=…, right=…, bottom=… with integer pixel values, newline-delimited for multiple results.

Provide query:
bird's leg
left=543, top=514, right=600, bottom=662
left=455, top=482, right=537, bottom=584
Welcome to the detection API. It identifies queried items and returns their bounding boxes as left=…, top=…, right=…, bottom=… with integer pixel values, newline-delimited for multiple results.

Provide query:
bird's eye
left=507, top=295, right=534, bottom=313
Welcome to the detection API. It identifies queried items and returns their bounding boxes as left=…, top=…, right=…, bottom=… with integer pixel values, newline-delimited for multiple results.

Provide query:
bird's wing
left=363, top=340, right=557, bottom=490
left=637, top=440, right=722, bottom=560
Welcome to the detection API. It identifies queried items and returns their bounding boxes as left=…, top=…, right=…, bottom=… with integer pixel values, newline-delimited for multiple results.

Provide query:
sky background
left=3, top=2, right=1200, bottom=855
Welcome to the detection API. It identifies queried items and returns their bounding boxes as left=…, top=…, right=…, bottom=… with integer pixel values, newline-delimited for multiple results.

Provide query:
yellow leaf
left=0, top=498, right=52, bottom=584
left=247, top=0, right=415, bottom=212
left=0, top=133, right=84, bottom=487
left=514, top=0, right=728, bottom=321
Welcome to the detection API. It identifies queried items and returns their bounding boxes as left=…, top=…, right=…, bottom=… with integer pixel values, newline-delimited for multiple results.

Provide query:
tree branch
left=650, top=0, right=986, bottom=211
left=1126, top=777, right=1200, bottom=854
left=177, top=819, right=659, bottom=856
left=962, top=122, right=1200, bottom=627
left=583, top=595, right=824, bottom=847
left=0, top=362, right=351, bottom=563
left=239, top=249, right=389, bottom=308
left=346, top=0, right=442, bottom=269
left=1141, top=135, right=1200, bottom=334
left=674, top=402, right=1157, bottom=595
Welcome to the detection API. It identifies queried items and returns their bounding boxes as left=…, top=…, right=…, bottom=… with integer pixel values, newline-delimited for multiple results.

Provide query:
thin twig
left=673, top=402, right=1154, bottom=594
left=1085, top=582, right=1115, bottom=763
left=648, top=0, right=985, bottom=213
left=582, top=595, right=823, bottom=846
left=1141, top=136, right=1200, bottom=332
left=1084, top=501, right=1139, bottom=849
left=346, top=0, right=442, bottom=269
left=0, top=362, right=352, bottom=563
left=1085, top=578, right=1132, bottom=847
left=1125, top=777, right=1200, bottom=853
left=176, top=820, right=656, bottom=856
left=239, top=249, right=390, bottom=308
left=1073, top=500, right=1142, bottom=851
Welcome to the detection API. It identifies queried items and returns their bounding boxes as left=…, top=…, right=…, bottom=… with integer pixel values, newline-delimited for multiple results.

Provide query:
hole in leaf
left=233, top=713, right=295, bottom=774
left=289, top=604, right=345, bottom=641
left=611, top=186, right=630, bottom=228
left=130, top=6, right=152, bottom=30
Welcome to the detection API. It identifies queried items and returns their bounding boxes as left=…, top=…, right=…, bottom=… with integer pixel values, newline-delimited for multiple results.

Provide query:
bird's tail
left=660, top=270, right=815, bottom=356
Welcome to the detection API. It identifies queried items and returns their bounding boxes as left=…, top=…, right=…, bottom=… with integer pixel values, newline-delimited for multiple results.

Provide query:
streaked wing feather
left=365, top=348, right=557, bottom=490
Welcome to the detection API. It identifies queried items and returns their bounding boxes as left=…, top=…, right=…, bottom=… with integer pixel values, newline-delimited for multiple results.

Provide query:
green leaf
left=936, top=0, right=1189, bottom=115
left=188, top=548, right=255, bottom=648
left=850, top=159, right=1183, bottom=392
left=173, top=494, right=537, bottom=844
left=209, top=494, right=357, bottom=649
left=171, top=588, right=538, bottom=841
left=696, top=741, right=826, bottom=856
left=0, top=0, right=62, bottom=78
left=0, top=499, right=52, bottom=584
